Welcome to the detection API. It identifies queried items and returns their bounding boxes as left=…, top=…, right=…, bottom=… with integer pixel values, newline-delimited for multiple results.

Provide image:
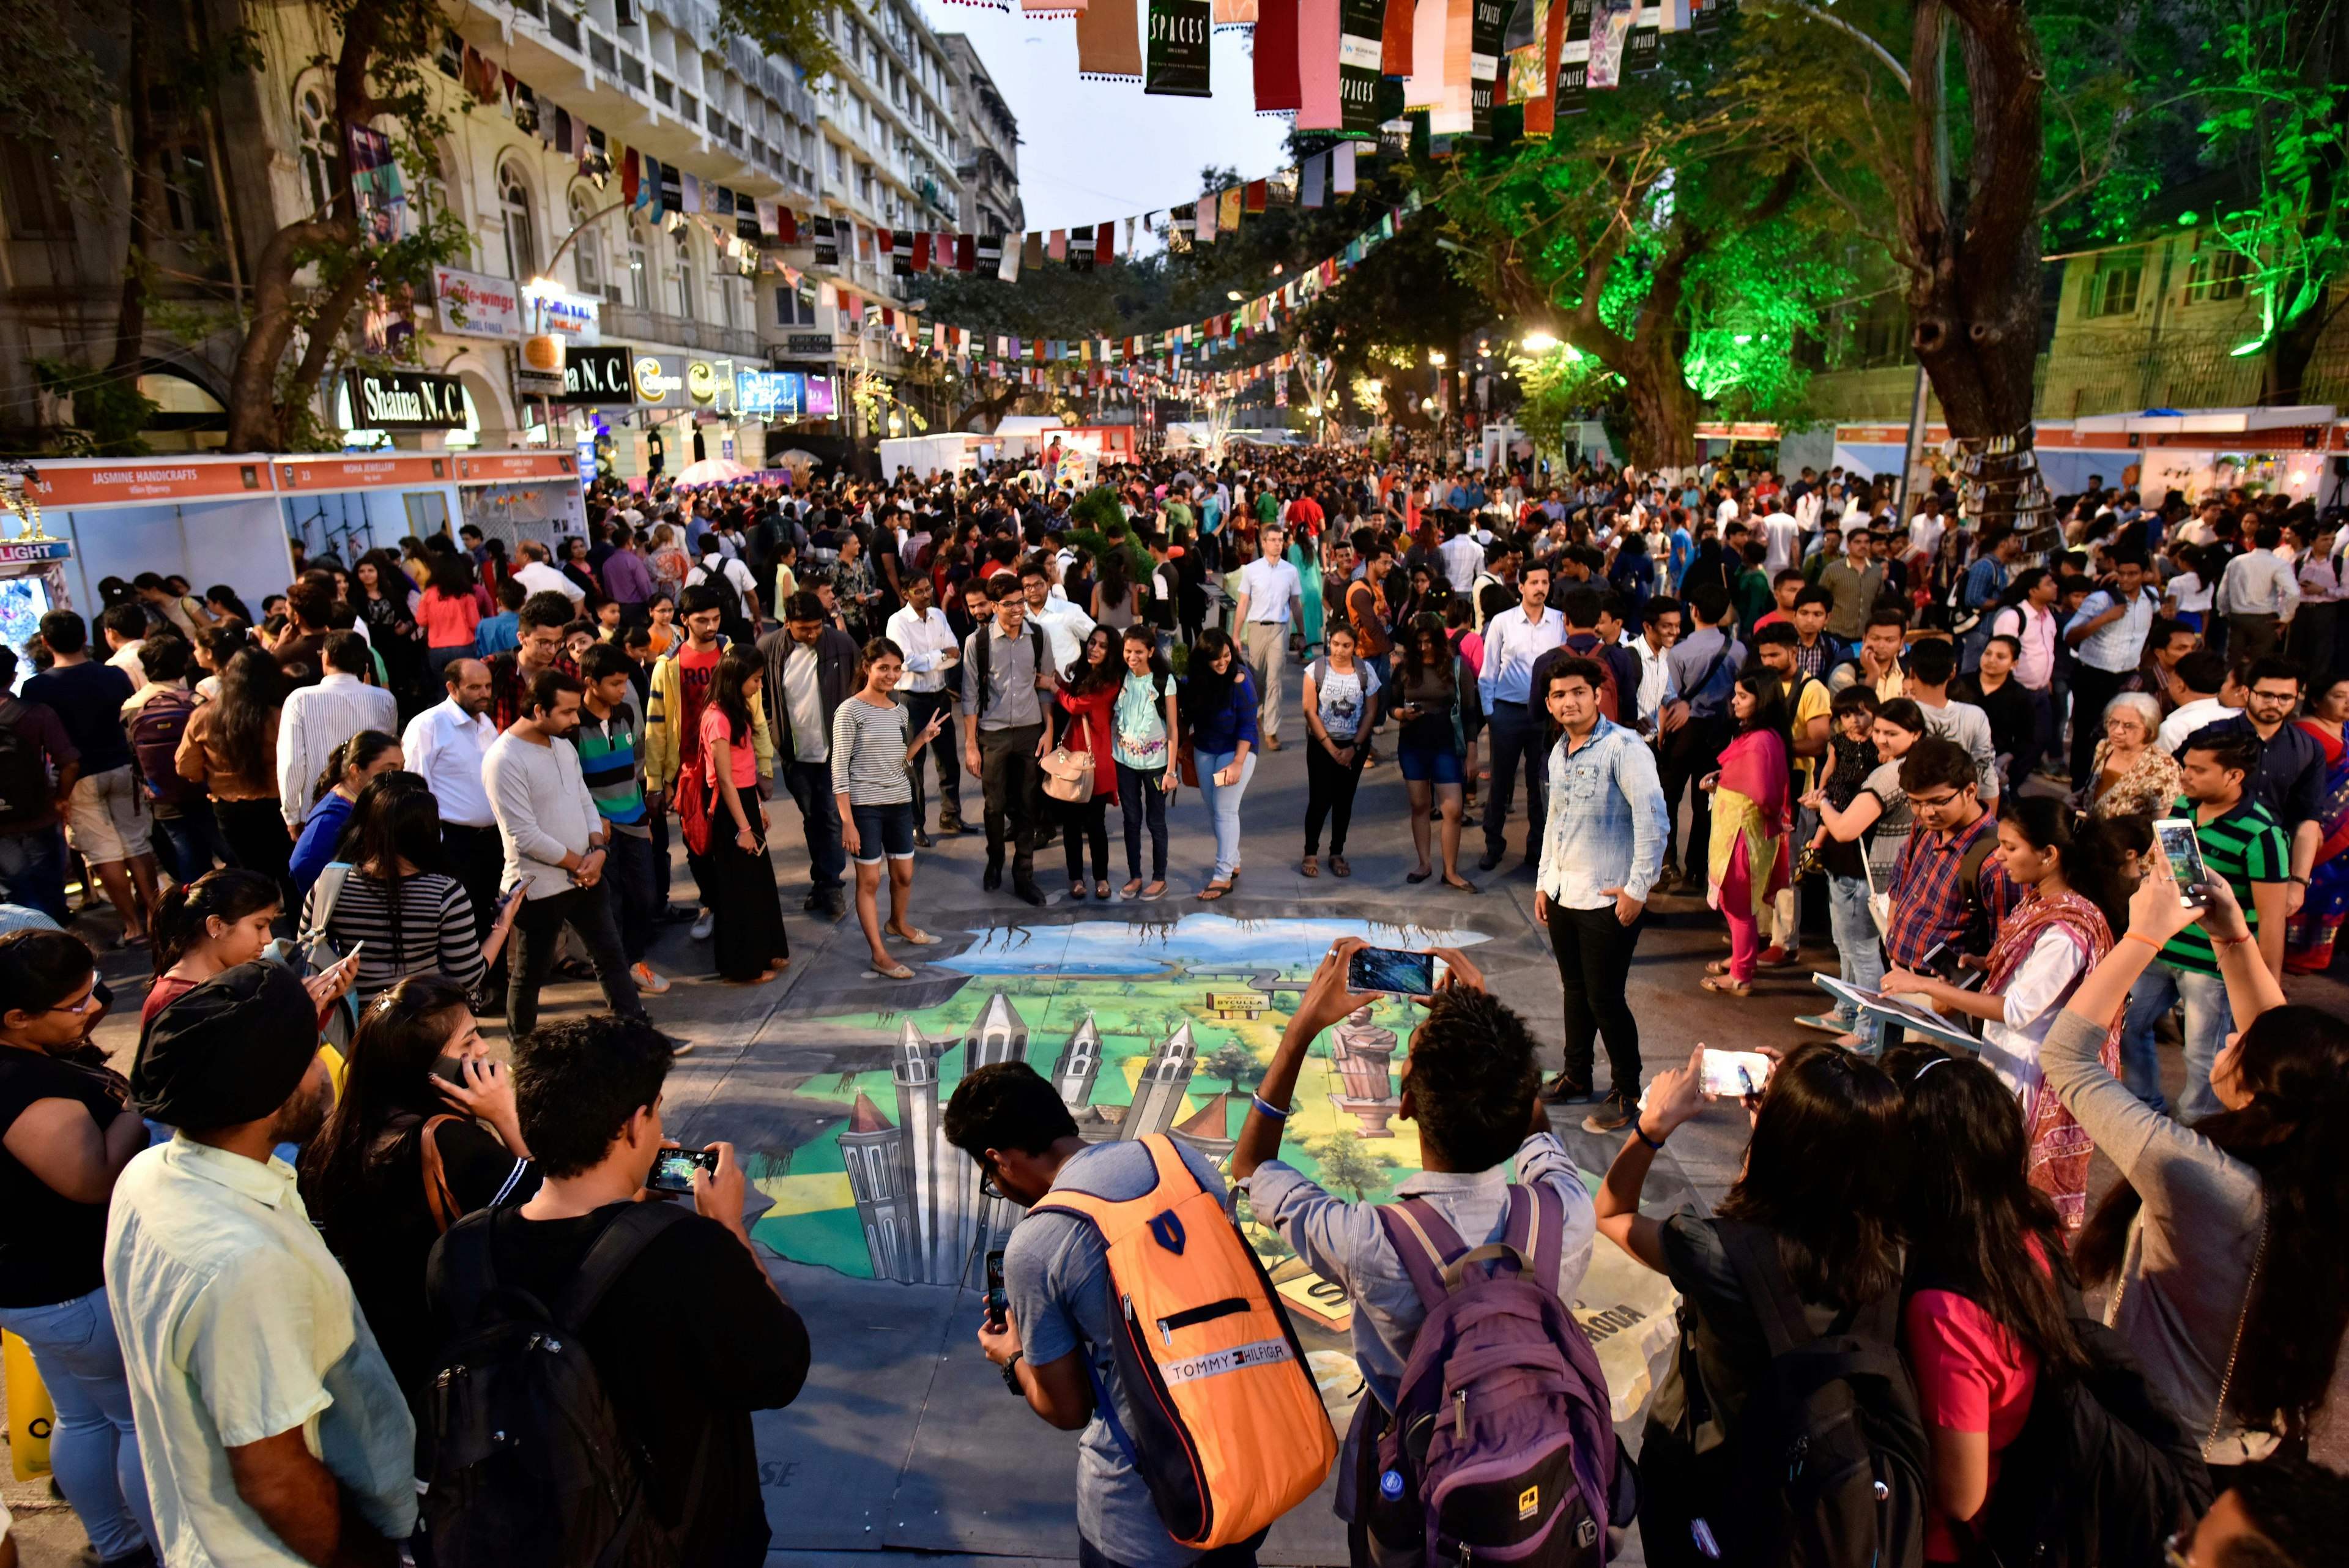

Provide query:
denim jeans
left=2121, top=958, right=2232, bottom=1120
left=1826, top=873, right=1885, bottom=1049
left=781, top=757, right=847, bottom=896
left=0, top=822, right=70, bottom=922
left=1195, top=748, right=1256, bottom=880
left=152, top=806, right=234, bottom=885
left=0, top=1286, right=157, bottom=1561
left=603, top=830, right=659, bottom=964
left=506, top=881, right=644, bottom=1037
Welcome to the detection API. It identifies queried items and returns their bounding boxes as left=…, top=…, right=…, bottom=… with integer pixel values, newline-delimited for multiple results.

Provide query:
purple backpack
left=1371, top=1185, right=1618, bottom=1568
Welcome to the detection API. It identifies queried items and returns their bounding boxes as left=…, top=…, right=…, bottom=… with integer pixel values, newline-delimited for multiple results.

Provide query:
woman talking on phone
left=833, top=638, right=946, bottom=980
left=299, top=975, right=538, bottom=1398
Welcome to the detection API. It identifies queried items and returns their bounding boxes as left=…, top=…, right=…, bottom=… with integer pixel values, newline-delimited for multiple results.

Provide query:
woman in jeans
left=0, top=928, right=158, bottom=1566
left=1392, top=615, right=1477, bottom=891
left=1112, top=626, right=1179, bottom=901
left=833, top=639, right=945, bottom=980
left=1300, top=624, right=1382, bottom=879
left=1798, top=695, right=1928, bottom=1050
left=174, top=645, right=292, bottom=912
left=1055, top=627, right=1122, bottom=901
left=1182, top=628, right=1257, bottom=901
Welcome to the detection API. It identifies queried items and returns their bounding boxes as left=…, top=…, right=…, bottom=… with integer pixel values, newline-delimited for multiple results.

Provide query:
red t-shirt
left=673, top=642, right=724, bottom=748
left=1902, top=1282, right=2041, bottom=1561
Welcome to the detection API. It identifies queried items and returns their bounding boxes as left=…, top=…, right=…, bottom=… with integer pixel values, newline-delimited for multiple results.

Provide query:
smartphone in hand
left=648, top=1147, right=720, bottom=1194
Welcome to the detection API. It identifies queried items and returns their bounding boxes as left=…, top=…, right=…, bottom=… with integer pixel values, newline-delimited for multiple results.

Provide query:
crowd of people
left=0, top=439, right=2343, bottom=1568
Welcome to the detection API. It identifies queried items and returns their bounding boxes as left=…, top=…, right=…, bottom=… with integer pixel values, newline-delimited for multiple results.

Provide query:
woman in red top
left=1891, top=1049, right=2084, bottom=1561
left=1054, top=626, right=1122, bottom=902
left=418, top=553, right=484, bottom=680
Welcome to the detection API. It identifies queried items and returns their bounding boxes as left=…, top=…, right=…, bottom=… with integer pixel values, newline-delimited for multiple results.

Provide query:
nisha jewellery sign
left=346, top=369, right=467, bottom=429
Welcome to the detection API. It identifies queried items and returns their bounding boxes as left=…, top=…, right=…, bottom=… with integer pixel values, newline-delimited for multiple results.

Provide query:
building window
left=620, top=54, right=647, bottom=89
left=717, top=273, right=737, bottom=328
left=653, top=73, right=674, bottom=107
left=547, top=9, right=581, bottom=50
left=0, top=142, right=72, bottom=237
left=673, top=232, right=696, bottom=319
left=296, top=85, right=338, bottom=217
left=628, top=235, right=650, bottom=308
left=2186, top=245, right=2250, bottom=305
left=499, top=161, right=537, bottom=279
left=158, top=143, right=218, bottom=234
left=680, top=91, right=699, bottom=125
left=2086, top=255, right=2142, bottom=319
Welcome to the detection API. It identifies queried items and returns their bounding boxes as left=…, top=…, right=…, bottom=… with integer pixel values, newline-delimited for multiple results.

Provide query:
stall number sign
left=346, top=369, right=467, bottom=429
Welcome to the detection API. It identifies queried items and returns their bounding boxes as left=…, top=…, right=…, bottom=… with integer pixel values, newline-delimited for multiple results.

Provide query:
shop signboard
left=432, top=266, right=523, bottom=340
left=560, top=344, right=637, bottom=404
left=784, top=333, right=834, bottom=357
left=632, top=352, right=686, bottom=406
left=805, top=373, right=837, bottom=417
left=345, top=369, right=469, bottom=429
left=737, top=371, right=806, bottom=417
left=521, top=280, right=601, bottom=343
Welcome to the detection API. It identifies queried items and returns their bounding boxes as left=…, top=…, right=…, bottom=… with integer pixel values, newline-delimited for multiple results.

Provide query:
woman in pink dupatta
left=1701, top=672, right=1792, bottom=998
left=1882, top=799, right=2127, bottom=1228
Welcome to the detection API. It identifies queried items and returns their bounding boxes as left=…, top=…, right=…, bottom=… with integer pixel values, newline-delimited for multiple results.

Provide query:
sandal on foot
left=1069, top=882, right=1088, bottom=901
left=1121, top=879, right=1145, bottom=899
left=1705, top=959, right=1736, bottom=976
left=1699, top=975, right=1753, bottom=997
left=1141, top=880, right=1167, bottom=901
left=1301, top=855, right=1319, bottom=877
left=1406, top=869, right=1433, bottom=884
left=1095, top=880, right=1111, bottom=900
left=872, top=961, right=916, bottom=981
left=1198, top=880, right=1232, bottom=901
left=1330, top=855, right=1351, bottom=878
left=1443, top=875, right=1479, bottom=894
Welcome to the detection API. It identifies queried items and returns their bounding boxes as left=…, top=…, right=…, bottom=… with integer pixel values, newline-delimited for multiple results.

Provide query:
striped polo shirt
left=576, top=697, right=651, bottom=839
left=2159, top=795, right=2288, bottom=975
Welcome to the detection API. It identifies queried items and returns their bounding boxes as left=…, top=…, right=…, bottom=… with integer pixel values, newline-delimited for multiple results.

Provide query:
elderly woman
left=2081, top=691, right=2180, bottom=819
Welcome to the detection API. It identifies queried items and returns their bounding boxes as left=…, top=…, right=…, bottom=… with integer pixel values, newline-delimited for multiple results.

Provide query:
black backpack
left=1717, top=1222, right=1929, bottom=1568
left=419, top=1202, right=701, bottom=1568
left=1949, top=1279, right=2212, bottom=1567
left=0, top=700, right=53, bottom=823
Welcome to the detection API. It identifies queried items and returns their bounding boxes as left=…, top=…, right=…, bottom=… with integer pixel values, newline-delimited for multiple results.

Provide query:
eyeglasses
left=979, top=1170, right=1006, bottom=1201
left=38, top=988, right=102, bottom=1017
left=1908, top=791, right=1962, bottom=810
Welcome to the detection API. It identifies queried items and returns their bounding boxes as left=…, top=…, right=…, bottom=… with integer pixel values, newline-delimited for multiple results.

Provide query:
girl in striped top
left=302, top=775, right=513, bottom=1007
left=833, top=638, right=947, bottom=981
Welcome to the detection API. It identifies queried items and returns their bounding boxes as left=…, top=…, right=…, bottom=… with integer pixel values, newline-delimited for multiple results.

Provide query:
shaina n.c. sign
left=344, top=368, right=468, bottom=430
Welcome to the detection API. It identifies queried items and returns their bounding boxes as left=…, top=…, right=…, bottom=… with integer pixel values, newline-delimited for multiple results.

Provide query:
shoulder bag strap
left=1375, top=1197, right=1469, bottom=1310
left=308, top=861, right=353, bottom=933
left=1716, top=1220, right=1812, bottom=1359
left=437, top=1210, right=501, bottom=1328
left=556, top=1201, right=694, bottom=1329
left=419, top=1113, right=467, bottom=1235
left=1958, top=831, right=2000, bottom=923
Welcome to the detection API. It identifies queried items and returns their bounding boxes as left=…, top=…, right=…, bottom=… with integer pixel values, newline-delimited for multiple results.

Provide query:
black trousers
left=1061, top=792, right=1111, bottom=882
left=1304, top=737, right=1371, bottom=856
left=1548, top=900, right=1646, bottom=1096
left=506, top=882, right=642, bottom=1038
left=1658, top=713, right=1729, bottom=872
left=900, top=688, right=963, bottom=827
left=978, top=723, right=1045, bottom=883
left=1481, top=700, right=1545, bottom=860
left=215, top=796, right=295, bottom=915
left=2068, top=663, right=2130, bottom=785
left=440, top=822, right=505, bottom=942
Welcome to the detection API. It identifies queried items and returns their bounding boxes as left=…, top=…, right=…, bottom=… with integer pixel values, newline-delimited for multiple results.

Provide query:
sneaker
left=689, top=908, right=714, bottom=941
left=1477, top=850, right=1502, bottom=872
left=1543, top=1075, right=1600, bottom=1105
left=819, top=896, right=847, bottom=923
left=1581, top=1092, right=1639, bottom=1135
left=1792, top=1013, right=1847, bottom=1035
left=631, top=962, right=672, bottom=995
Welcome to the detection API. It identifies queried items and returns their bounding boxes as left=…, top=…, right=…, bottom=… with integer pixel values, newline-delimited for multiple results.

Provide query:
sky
left=914, top=0, right=1294, bottom=234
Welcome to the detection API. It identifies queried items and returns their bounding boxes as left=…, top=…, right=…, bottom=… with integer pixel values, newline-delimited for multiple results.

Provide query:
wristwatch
left=998, top=1350, right=1025, bottom=1394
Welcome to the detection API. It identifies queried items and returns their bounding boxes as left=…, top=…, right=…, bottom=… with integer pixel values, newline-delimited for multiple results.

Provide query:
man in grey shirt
left=959, top=575, right=1053, bottom=907
left=954, top=1063, right=1253, bottom=1568
left=484, top=667, right=643, bottom=1036
left=1904, top=636, right=2002, bottom=803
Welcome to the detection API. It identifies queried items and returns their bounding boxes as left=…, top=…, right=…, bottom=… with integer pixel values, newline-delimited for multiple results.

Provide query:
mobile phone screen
left=648, top=1150, right=716, bottom=1194
left=2156, top=818, right=2208, bottom=905
left=1347, top=946, right=1434, bottom=997
left=985, top=1248, right=1008, bottom=1331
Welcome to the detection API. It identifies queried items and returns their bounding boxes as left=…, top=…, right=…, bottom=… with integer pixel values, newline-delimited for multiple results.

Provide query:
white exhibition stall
left=28, top=456, right=295, bottom=614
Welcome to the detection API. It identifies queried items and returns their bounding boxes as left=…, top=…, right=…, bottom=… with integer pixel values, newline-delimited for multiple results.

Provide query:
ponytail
left=151, top=868, right=281, bottom=973
left=309, top=729, right=401, bottom=808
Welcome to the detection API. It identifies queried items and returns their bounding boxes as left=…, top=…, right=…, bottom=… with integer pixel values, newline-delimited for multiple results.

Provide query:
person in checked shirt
left=1532, top=657, right=1668, bottom=1133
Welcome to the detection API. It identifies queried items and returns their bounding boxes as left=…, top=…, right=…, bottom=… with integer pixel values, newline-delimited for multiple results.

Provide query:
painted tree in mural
left=1307, top=1128, right=1399, bottom=1202
left=1201, top=1041, right=1266, bottom=1094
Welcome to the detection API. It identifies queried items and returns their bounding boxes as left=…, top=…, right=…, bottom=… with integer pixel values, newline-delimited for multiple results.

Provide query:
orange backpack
left=1033, top=1135, right=1337, bottom=1549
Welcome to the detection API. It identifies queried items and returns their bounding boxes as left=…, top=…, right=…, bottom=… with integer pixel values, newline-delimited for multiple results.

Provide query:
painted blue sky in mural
left=938, top=913, right=1492, bottom=978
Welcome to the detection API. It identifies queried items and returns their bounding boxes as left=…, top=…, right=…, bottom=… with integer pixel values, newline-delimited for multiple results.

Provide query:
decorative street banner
left=1587, top=0, right=1635, bottom=87
left=1626, top=0, right=1661, bottom=72
left=1338, top=0, right=1386, bottom=131
left=1147, top=0, right=1214, bottom=94
left=1468, top=0, right=1507, bottom=138
left=812, top=216, right=838, bottom=267
left=1552, top=0, right=1592, bottom=117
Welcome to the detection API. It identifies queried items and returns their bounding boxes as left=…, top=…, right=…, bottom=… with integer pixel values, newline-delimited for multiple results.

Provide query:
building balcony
left=604, top=305, right=760, bottom=359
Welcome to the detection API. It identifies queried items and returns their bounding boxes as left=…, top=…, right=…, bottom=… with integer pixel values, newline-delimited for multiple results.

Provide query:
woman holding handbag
left=1112, top=626, right=1180, bottom=901
left=1050, top=626, right=1121, bottom=902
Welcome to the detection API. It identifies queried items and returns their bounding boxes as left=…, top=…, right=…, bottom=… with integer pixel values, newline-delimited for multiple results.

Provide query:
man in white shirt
left=1760, top=505, right=1802, bottom=576
left=883, top=574, right=965, bottom=841
left=1908, top=496, right=1948, bottom=562
left=484, top=667, right=641, bottom=1036
left=511, top=539, right=585, bottom=605
left=1019, top=559, right=1095, bottom=677
left=2156, top=652, right=2243, bottom=756
left=1439, top=516, right=1484, bottom=593
left=2217, top=521, right=2301, bottom=664
left=1477, top=562, right=1567, bottom=871
left=1232, top=524, right=1304, bottom=749
left=1623, top=596, right=1682, bottom=734
left=275, top=631, right=399, bottom=831
left=402, top=658, right=504, bottom=940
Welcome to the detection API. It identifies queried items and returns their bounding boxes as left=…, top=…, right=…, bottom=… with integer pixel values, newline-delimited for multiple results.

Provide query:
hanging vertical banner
left=1255, top=0, right=1303, bottom=111
left=1195, top=193, right=1219, bottom=242
left=1690, top=0, right=1715, bottom=31
left=1296, top=0, right=1345, bottom=128
left=1077, top=0, right=1145, bottom=80
left=1468, top=0, right=1507, bottom=137
left=1146, top=0, right=1213, bottom=94
left=1625, top=0, right=1661, bottom=70
left=1218, top=185, right=1243, bottom=231
left=1334, top=140, right=1359, bottom=192
left=812, top=215, right=839, bottom=266
left=1302, top=150, right=1327, bottom=207
left=1427, top=0, right=1474, bottom=132
left=1552, top=0, right=1592, bottom=117
left=1338, top=0, right=1387, bottom=130
left=1381, top=0, right=1417, bottom=77
left=1587, top=0, right=1635, bottom=85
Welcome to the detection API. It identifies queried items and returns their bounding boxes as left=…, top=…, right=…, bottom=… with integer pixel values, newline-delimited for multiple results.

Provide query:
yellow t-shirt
left=1791, top=674, right=1833, bottom=792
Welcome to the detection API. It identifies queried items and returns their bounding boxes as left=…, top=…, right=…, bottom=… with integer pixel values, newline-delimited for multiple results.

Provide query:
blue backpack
left=1370, top=1184, right=1621, bottom=1567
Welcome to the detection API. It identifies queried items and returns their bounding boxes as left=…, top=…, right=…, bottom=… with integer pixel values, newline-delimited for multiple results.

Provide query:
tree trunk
left=107, top=0, right=158, bottom=387
left=1620, top=350, right=1699, bottom=472
left=1902, top=0, right=2051, bottom=546
left=221, top=2, right=381, bottom=452
left=954, top=381, right=1025, bottom=431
